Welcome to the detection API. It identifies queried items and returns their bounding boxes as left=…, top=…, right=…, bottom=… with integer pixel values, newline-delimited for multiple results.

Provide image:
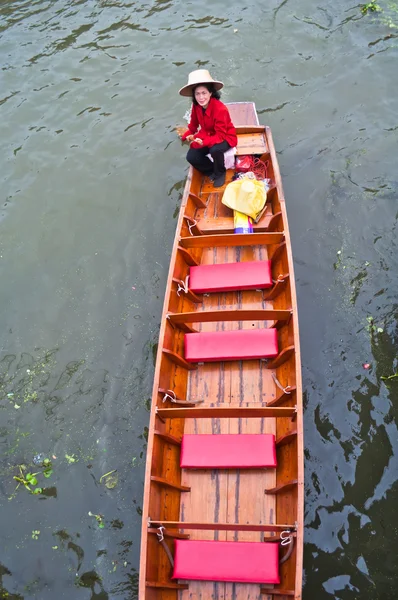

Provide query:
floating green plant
left=99, top=470, right=118, bottom=489
left=334, top=249, right=343, bottom=270
left=65, top=453, right=78, bottom=464
left=12, top=458, right=53, bottom=495
left=381, top=373, right=398, bottom=381
left=360, top=0, right=398, bottom=27
left=366, top=316, right=384, bottom=334
left=88, top=511, right=105, bottom=529
left=361, top=1, right=382, bottom=14
left=42, top=458, right=53, bottom=478
left=13, top=466, right=41, bottom=494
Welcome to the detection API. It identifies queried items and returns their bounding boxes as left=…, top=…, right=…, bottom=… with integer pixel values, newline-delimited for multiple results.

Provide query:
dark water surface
left=1, top=0, right=398, bottom=598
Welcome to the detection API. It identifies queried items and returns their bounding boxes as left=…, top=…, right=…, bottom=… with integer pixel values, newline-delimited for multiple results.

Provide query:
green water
left=1, top=0, right=398, bottom=598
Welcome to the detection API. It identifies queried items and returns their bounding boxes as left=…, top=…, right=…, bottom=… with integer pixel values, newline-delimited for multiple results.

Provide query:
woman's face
left=194, top=85, right=212, bottom=108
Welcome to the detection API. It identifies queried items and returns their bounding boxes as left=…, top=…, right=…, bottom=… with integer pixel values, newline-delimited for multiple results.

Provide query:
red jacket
left=181, top=97, right=237, bottom=149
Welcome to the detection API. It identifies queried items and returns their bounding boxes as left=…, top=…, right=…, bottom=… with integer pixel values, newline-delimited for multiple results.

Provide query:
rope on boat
left=280, top=530, right=292, bottom=546
left=177, top=275, right=190, bottom=296
left=184, top=216, right=197, bottom=236
left=237, top=157, right=269, bottom=180
left=271, top=274, right=287, bottom=285
left=271, top=372, right=292, bottom=395
left=279, top=531, right=295, bottom=565
left=157, top=526, right=174, bottom=568
left=152, top=519, right=295, bottom=569
left=162, top=389, right=204, bottom=405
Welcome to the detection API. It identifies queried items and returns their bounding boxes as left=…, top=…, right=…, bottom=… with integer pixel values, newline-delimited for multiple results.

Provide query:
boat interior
left=140, top=102, right=303, bottom=600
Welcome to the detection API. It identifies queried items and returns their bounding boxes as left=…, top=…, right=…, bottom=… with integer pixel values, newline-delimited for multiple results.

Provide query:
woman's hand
left=185, top=134, right=194, bottom=143
left=193, top=138, right=203, bottom=145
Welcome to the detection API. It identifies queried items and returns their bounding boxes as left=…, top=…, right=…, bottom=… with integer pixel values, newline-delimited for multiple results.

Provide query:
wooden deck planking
left=196, top=213, right=273, bottom=235
left=195, top=197, right=273, bottom=235
left=236, top=133, right=268, bottom=156
left=180, top=237, right=278, bottom=600
left=226, top=102, right=259, bottom=127
left=200, top=171, right=234, bottom=199
left=180, top=255, right=231, bottom=600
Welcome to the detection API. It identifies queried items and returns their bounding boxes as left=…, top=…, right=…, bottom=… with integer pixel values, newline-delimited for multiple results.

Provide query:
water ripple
left=1, top=0, right=398, bottom=598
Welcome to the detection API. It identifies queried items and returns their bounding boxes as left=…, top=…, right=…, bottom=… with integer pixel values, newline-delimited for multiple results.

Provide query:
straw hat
left=179, top=69, right=224, bottom=97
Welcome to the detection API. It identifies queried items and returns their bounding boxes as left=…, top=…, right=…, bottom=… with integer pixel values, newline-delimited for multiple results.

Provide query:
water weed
left=381, top=372, right=398, bottom=381
left=366, top=316, right=384, bottom=335
left=361, top=1, right=382, bottom=14
left=360, top=0, right=398, bottom=26
left=65, top=453, right=78, bottom=464
left=88, top=511, right=105, bottom=529
left=99, top=469, right=118, bottom=489
left=12, top=458, right=53, bottom=496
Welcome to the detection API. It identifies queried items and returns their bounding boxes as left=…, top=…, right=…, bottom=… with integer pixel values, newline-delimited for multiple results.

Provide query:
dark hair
left=191, top=83, right=221, bottom=105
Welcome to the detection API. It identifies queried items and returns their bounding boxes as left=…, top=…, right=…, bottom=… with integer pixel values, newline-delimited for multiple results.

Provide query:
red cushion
left=180, top=434, right=276, bottom=469
left=184, top=328, right=278, bottom=363
left=173, top=539, right=280, bottom=584
left=189, top=261, right=272, bottom=293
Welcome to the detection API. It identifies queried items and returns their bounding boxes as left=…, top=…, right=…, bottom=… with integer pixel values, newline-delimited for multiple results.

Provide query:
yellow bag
left=221, top=178, right=267, bottom=220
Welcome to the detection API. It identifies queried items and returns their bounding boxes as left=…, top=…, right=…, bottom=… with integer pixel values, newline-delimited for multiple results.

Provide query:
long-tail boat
left=139, top=102, right=304, bottom=600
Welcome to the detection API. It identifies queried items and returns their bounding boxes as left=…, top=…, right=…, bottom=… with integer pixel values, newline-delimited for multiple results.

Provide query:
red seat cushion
left=173, top=539, right=280, bottom=584
left=180, top=434, right=276, bottom=469
left=184, top=328, right=278, bottom=363
left=189, top=261, right=272, bottom=293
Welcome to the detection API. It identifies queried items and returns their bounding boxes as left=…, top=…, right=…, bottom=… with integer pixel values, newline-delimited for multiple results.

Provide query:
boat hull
left=139, top=103, right=303, bottom=600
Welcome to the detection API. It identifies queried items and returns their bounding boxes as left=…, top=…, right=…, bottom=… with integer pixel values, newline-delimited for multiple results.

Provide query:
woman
left=179, top=69, right=237, bottom=188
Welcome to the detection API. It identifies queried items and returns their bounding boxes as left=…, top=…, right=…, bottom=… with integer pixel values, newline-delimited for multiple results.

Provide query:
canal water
left=1, top=0, right=397, bottom=598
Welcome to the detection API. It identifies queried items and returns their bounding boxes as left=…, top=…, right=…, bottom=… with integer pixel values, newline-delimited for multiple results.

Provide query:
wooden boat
left=139, top=102, right=303, bottom=600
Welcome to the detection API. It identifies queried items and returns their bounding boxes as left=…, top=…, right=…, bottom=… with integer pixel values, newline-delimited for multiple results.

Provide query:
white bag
left=207, top=147, right=237, bottom=170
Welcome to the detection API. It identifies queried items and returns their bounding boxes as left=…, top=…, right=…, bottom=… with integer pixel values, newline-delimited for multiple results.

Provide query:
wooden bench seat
left=180, top=434, right=276, bottom=469
left=172, top=539, right=280, bottom=584
left=189, top=260, right=272, bottom=293
left=184, top=328, right=278, bottom=363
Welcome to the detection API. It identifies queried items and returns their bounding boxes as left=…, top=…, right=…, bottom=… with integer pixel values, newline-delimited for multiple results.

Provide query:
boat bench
left=180, top=434, right=276, bottom=469
left=173, top=539, right=280, bottom=584
left=189, top=260, right=272, bottom=294
left=184, top=328, right=278, bottom=363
